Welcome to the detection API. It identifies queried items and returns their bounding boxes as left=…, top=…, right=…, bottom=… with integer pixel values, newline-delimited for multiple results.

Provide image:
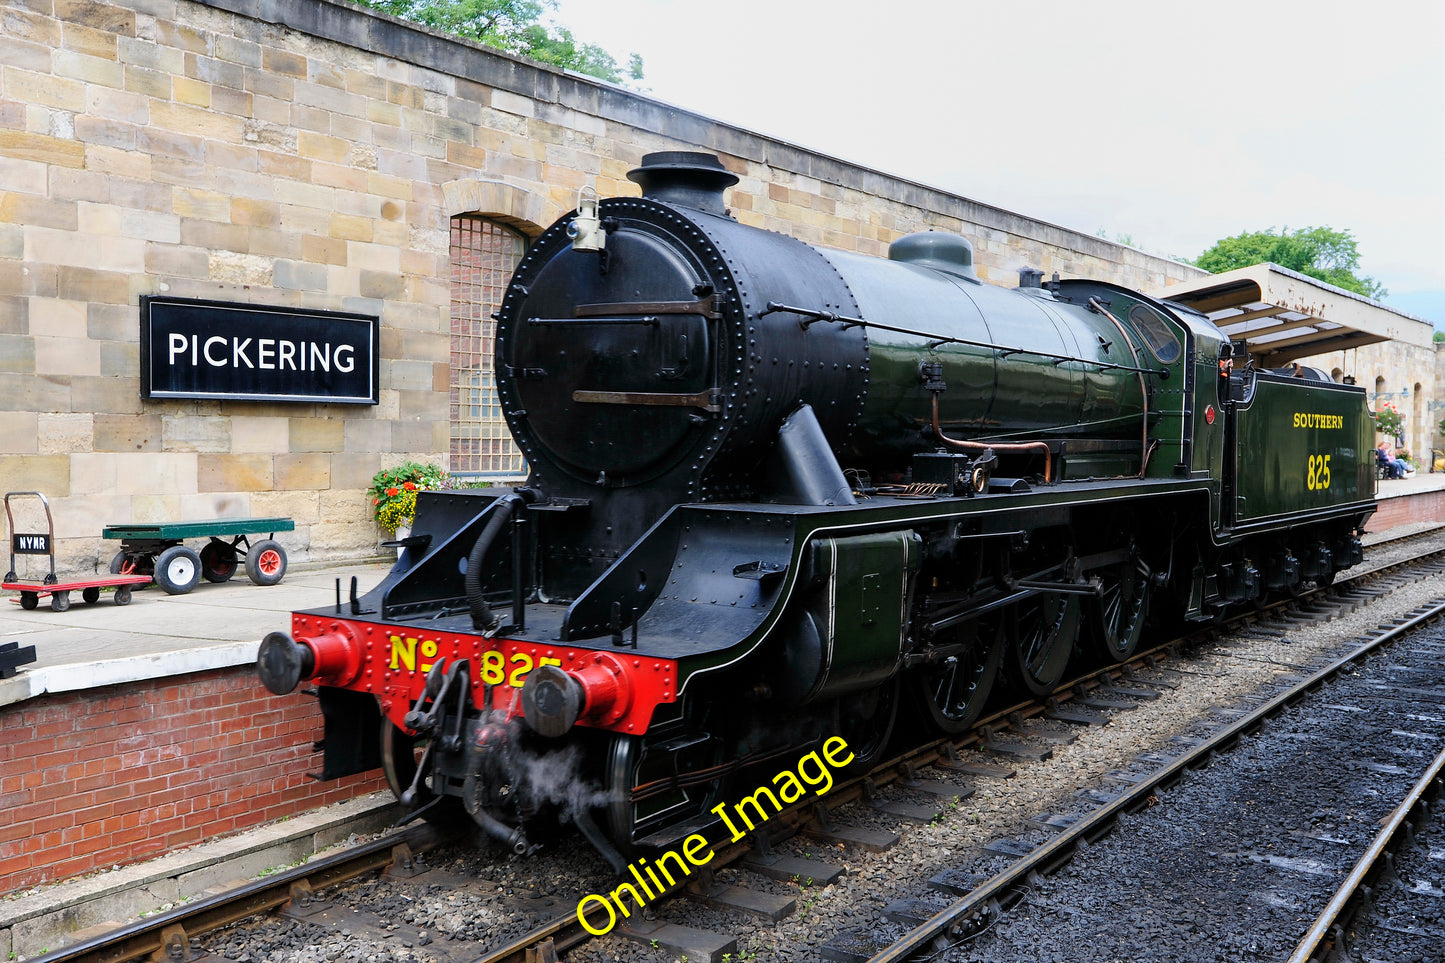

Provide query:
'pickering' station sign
left=140, top=296, right=379, bottom=405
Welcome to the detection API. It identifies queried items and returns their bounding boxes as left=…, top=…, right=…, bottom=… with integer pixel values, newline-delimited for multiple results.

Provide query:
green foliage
left=368, top=461, right=445, bottom=530
left=353, top=0, right=643, bottom=83
left=1434, top=330, right=1445, bottom=343
left=1192, top=226, right=1387, bottom=300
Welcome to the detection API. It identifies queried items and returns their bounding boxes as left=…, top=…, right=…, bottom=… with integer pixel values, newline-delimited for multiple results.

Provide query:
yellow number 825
left=1306, top=453, right=1332, bottom=490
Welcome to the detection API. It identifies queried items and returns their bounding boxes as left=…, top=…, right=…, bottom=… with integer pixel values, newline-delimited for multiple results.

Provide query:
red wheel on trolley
left=245, top=539, right=287, bottom=586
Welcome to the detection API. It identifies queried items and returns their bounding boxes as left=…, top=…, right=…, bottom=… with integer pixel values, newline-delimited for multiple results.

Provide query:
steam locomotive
left=258, top=152, right=1375, bottom=867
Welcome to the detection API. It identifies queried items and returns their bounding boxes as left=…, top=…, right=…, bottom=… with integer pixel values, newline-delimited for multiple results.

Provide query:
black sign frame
left=11, top=533, right=51, bottom=555
left=140, top=296, right=380, bottom=405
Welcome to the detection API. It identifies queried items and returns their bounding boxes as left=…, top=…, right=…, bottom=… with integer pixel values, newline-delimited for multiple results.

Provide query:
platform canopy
left=1152, top=262, right=1433, bottom=367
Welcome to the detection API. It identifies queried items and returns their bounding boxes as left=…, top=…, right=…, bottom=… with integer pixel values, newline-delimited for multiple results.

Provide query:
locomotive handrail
left=760, top=301, right=1170, bottom=377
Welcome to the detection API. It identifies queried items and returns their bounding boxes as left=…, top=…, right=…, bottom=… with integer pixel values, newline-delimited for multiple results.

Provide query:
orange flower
left=403, top=481, right=417, bottom=490
left=386, top=487, right=400, bottom=496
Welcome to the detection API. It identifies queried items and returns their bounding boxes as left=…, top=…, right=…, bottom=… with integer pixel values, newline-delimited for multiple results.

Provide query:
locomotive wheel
left=603, top=733, right=644, bottom=848
left=831, top=675, right=900, bottom=771
left=246, top=540, right=287, bottom=586
left=601, top=732, right=727, bottom=852
left=379, top=719, right=464, bottom=828
left=1009, top=594, right=1081, bottom=695
left=200, top=541, right=238, bottom=583
left=155, top=545, right=202, bottom=594
left=1091, top=559, right=1149, bottom=662
left=912, top=620, right=1003, bottom=735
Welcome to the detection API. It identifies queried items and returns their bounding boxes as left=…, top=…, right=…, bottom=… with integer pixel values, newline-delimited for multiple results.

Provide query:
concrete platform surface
left=1374, top=467, right=1445, bottom=499
left=0, top=560, right=392, bottom=709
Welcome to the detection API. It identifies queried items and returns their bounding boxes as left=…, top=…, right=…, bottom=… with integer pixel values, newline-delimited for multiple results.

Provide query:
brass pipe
left=929, top=394, right=1053, bottom=484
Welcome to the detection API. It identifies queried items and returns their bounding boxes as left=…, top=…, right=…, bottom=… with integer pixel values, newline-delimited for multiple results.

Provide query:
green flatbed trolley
left=103, top=517, right=295, bottom=595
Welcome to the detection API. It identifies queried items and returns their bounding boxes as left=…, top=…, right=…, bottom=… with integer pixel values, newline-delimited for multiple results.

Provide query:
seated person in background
left=1378, top=441, right=1409, bottom=478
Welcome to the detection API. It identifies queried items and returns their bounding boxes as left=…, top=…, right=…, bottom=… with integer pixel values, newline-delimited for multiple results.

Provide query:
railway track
left=34, top=533, right=1445, bottom=963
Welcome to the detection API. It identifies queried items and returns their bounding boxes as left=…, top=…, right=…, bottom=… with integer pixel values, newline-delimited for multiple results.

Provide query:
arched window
left=450, top=216, right=526, bottom=477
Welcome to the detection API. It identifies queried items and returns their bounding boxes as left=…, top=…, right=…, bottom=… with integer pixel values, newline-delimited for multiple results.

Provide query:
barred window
left=450, top=216, right=526, bottom=477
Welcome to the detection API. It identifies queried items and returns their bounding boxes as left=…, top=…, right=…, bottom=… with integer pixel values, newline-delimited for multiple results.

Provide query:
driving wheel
left=1010, top=594, right=1081, bottom=695
left=1092, top=556, right=1150, bottom=662
left=913, top=619, right=1004, bottom=734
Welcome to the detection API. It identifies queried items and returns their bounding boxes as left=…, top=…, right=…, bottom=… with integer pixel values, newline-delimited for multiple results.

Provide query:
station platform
left=1369, top=467, right=1445, bottom=533
left=1, top=559, right=393, bottom=710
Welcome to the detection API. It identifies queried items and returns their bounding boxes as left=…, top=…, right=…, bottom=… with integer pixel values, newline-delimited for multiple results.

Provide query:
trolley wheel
left=114, top=585, right=133, bottom=606
left=246, top=540, right=287, bottom=586
left=200, top=541, right=238, bottom=583
left=20, top=591, right=38, bottom=610
left=82, top=586, right=101, bottom=605
left=51, top=590, right=71, bottom=612
left=154, top=545, right=202, bottom=595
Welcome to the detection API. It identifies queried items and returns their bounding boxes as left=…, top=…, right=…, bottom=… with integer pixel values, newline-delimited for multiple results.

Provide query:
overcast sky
left=553, top=0, right=1444, bottom=325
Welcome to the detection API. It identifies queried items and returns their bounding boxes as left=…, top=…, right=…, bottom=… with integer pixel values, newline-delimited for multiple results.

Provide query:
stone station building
left=1, top=0, right=1436, bottom=576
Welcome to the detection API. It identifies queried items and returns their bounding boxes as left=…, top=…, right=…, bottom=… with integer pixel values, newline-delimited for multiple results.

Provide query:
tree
left=1191, top=226, right=1387, bottom=300
left=355, top=0, right=643, bottom=85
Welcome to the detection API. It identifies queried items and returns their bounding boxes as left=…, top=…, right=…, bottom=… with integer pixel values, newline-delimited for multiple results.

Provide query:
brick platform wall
left=1370, top=488, right=1445, bottom=533
left=0, top=668, right=387, bottom=892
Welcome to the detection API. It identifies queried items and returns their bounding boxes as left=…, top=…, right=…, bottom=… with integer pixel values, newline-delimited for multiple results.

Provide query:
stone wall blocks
left=118, top=35, right=185, bottom=75
left=56, top=47, right=126, bottom=86
left=328, top=452, right=381, bottom=492
left=179, top=491, right=253, bottom=521
left=179, top=220, right=250, bottom=255
left=99, top=340, right=139, bottom=379
left=197, top=453, right=273, bottom=493
left=207, top=251, right=273, bottom=286
left=288, top=417, right=345, bottom=453
left=0, top=411, right=39, bottom=456
left=343, top=418, right=393, bottom=454
left=0, top=129, right=86, bottom=169
left=274, top=452, right=331, bottom=491
left=274, top=259, right=328, bottom=292
left=229, top=415, right=289, bottom=454
left=0, top=455, right=70, bottom=498
left=161, top=414, right=231, bottom=453
left=248, top=228, right=302, bottom=261
left=0, top=33, right=52, bottom=72
left=145, top=243, right=210, bottom=280
left=216, top=34, right=262, bottom=68
left=0, top=295, right=27, bottom=336
left=4, top=7, right=62, bottom=46
left=93, top=413, right=163, bottom=453
left=35, top=336, right=102, bottom=377
left=250, top=489, right=321, bottom=526
left=358, top=270, right=404, bottom=301
left=69, top=375, right=138, bottom=415
left=37, top=412, right=92, bottom=455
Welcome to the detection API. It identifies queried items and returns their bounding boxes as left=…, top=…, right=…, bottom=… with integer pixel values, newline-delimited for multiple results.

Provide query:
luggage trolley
left=103, top=517, right=294, bottom=595
left=2, top=491, right=151, bottom=612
